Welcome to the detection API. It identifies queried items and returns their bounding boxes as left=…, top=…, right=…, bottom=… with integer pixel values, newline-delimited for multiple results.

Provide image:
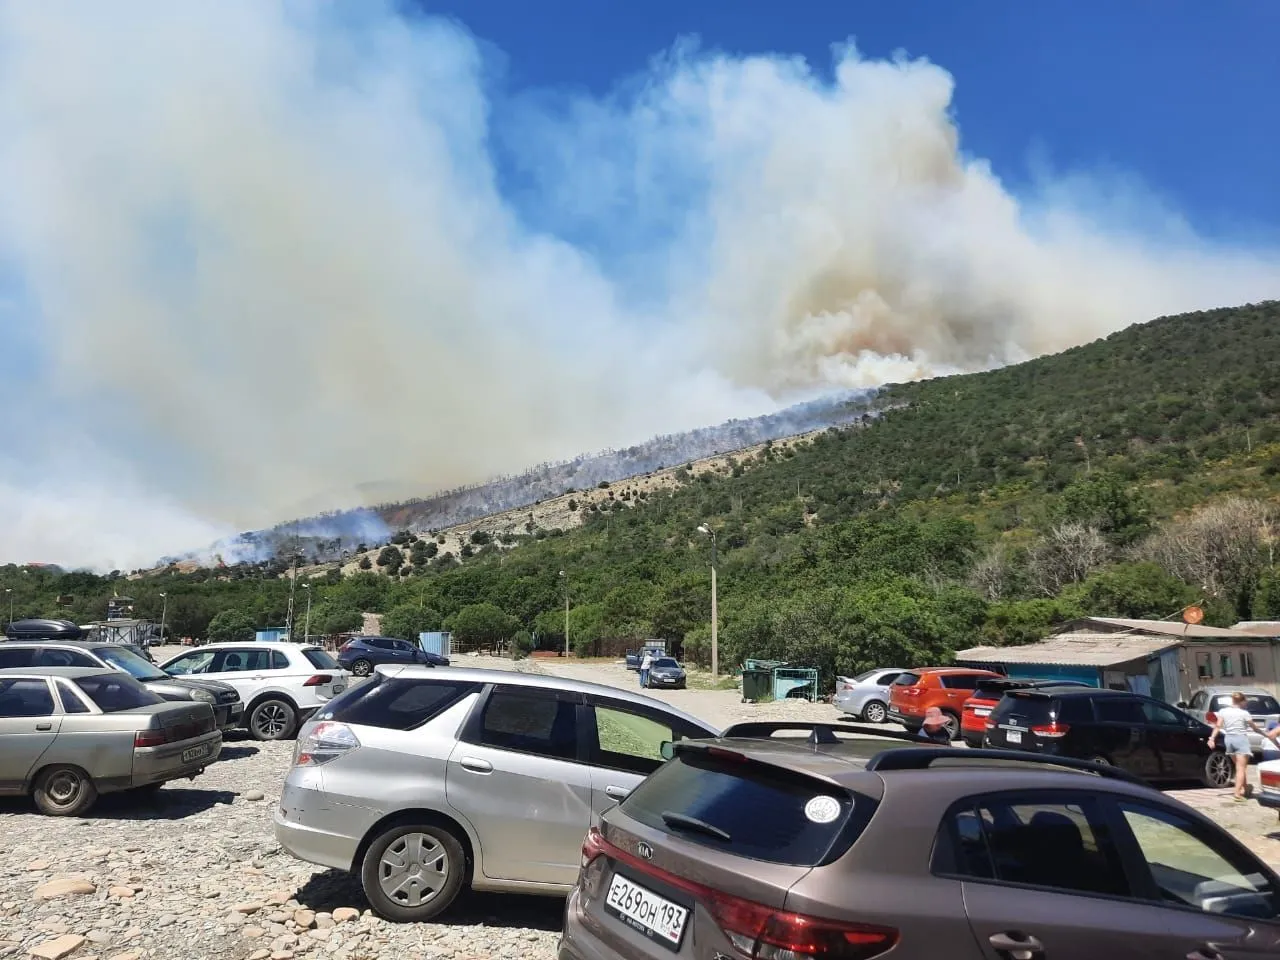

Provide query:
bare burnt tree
left=1135, top=497, right=1272, bottom=601
left=969, top=542, right=1011, bottom=601
left=1028, top=523, right=1109, bottom=597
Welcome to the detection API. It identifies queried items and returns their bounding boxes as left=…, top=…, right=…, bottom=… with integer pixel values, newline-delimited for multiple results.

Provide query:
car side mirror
left=659, top=740, right=676, bottom=761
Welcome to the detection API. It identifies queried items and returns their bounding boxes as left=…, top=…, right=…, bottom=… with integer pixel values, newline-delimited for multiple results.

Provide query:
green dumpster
left=740, top=660, right=785, bottom=702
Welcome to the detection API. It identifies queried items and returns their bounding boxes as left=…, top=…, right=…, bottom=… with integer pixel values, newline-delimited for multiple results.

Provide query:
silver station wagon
left=0, top=666, right=223, bottom=816
left=274, top=666, right=718, bottom=921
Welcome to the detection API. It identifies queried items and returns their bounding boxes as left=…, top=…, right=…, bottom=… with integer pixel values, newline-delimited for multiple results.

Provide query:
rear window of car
left=620, top=751, right=871, bottom=867
left=1211, top=694, right=1280, bottom=714
left=73, top=675, right=165, bottom=712
left=320, top=675, right=478, bottom=730
left=973, top=679, right=1025, bottom=698
left=892, top=673, right=920, bottom=686
left=303, top=648, right=340, bottom=670
left=990, top=692, right=1060, bottom=725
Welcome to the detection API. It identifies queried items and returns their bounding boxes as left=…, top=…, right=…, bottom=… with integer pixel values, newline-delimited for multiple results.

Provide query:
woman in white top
left=1207, top=691, right=1280, bottom=801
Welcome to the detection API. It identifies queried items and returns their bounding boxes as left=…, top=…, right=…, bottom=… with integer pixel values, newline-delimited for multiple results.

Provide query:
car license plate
left=182, top=744, right=210, bottom=763
left=1005, top=730, right=1022, bottom=744
left=605, top=873, right=688, bottom=948
left=973, top=707, right=991, bottom=717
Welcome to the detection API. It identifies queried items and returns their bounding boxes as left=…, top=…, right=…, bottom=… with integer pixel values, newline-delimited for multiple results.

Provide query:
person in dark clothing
left=916, top=706, right=954, bottom=744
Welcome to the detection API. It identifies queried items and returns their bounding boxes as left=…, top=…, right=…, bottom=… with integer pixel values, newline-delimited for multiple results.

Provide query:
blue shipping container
left=256, top=627, right=289, bottom=643
left=419, top=631, right=452, bottom=657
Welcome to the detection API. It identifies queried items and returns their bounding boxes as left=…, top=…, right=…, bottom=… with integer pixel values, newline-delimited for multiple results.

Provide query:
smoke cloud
left=0, top=3, right=1276, bottom=569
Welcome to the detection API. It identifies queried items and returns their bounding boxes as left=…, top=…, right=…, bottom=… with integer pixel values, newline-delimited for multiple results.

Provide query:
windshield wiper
left=660, top=811, right=731, bottom=842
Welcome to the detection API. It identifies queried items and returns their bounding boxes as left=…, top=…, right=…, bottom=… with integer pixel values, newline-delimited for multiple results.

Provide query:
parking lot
left=3, top=652, right=1280, bottom=960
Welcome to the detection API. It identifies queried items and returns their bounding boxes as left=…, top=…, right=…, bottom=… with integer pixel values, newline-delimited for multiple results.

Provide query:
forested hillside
left=6, top=302, right=1280, bottom=689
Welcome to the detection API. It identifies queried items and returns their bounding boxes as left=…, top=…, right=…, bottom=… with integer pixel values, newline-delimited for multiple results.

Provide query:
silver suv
left=273, top=665, right=718, bottom=921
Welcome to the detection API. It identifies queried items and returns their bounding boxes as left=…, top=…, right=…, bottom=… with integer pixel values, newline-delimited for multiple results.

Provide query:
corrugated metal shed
left=1074, top=617, right=1265, bottom=640
left=955, top=632, right=1177, bottom=667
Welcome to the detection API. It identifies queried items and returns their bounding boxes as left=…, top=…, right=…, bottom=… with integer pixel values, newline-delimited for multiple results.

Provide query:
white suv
left=159, top=642, right=349, bottom=741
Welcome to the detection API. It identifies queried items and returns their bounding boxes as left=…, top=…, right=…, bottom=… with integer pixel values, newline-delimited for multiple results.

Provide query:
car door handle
left=253, top=675, right=265, bottom=680
left=35, top=722, right=52, bottom=731
left=604, top=785, right=631, bottom=800
left=988, top=932, right=1043, bottom=960
left=458, top=757, right=493, bottom=774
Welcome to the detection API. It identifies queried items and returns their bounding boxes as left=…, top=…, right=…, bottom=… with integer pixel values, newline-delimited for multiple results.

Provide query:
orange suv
left=888, top=667, right=1001, bottom=740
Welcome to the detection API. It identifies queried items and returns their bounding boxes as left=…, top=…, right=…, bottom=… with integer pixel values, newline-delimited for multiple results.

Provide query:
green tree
left=448, top=602, right=518, bottom=645
left=311, top=604, right=363, bottom=637
left=1051, top=471, right=1151, bottom=545
left=206, top=609, right=256, bottom=644
left=381, top=602, right=443, bottom=641
left=1061, top=562, right=1197, bottom=619
left=377, top=546, right=405, bottom=574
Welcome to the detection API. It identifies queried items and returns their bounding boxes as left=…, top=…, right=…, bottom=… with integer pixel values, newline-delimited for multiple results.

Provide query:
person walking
left=639, top=649, right=654, bottom=688
left=1208, top=691, right=1271, bottom=801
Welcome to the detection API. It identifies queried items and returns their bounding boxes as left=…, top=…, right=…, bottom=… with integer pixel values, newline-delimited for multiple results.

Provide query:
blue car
left=337, top=636, right=449, bottom=677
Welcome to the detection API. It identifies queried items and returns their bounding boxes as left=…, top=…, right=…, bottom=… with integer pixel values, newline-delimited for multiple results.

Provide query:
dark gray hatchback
left=561, top=721, right=1280, bottom=960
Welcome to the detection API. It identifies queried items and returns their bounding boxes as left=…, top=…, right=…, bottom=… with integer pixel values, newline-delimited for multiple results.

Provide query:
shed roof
left=955, top=632, right=1178, bottom=668
left=1233, top=621, right=1280, bottom=636
left=1067, top=617, right=1271, bottom=640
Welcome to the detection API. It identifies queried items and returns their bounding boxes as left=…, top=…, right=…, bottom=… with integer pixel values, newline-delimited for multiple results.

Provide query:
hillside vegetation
left=7, top=302, right=1280, bottom=689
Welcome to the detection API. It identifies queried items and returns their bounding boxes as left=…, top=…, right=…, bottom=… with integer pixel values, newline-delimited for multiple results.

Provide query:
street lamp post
left=5, top=588, right=12, bottom=628
left=157, top=592, right=168, bottom=650
left=302, top=583, right=313, bottom=643
left=696, top=524, right=719, bottom=679
left=559, top=570, right=569, bottom=658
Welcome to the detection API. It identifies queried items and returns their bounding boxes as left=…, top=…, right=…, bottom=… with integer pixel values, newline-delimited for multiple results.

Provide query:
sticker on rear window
left=804, top=795, right=841, bottom=824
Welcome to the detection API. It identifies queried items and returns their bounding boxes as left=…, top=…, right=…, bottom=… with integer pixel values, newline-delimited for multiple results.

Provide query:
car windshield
left=74, top=674, right=164, bottom=711
left=893, top=673, right=920, bottom=686
left=653, top=658, right=679, bottom=669
left=93, top=645, right=168, bottom=682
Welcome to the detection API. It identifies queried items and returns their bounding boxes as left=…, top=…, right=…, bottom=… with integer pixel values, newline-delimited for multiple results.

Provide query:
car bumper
left=273, top=773, right=377, bottom=872
left=888, top=708, right=922, bottom=727
left=214, top=703, right=244, bottom=731
left=132, top=731, right=222, bottom=787
left=962, top=731, right=985, bottom=748
left=649, top=676, right=685, bottom=687
left=1257, top=789, right=1280, bottom=810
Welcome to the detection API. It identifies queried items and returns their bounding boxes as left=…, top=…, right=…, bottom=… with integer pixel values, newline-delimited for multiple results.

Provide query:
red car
left=887, top=667, right=1000, bottom=740
left=960, top=678, right=1093, bottom=747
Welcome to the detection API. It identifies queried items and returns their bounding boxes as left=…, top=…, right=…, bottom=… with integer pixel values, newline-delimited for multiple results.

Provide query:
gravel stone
left=28, top=935, right=87, bottom=960
left=33, top=878, right=96, bottom=900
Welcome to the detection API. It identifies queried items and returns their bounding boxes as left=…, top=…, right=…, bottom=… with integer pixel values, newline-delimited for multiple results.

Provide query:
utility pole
left=285, top=552, right=300, bottom=640
left=157, top=592, right=168, bottom=650
left=696, top=525, right=719, bottom=679
left=559, top=570, right=569, bottom=658
left=302, top=583, right=313, bottom=643
left=5, top=588, right=12, bottom=628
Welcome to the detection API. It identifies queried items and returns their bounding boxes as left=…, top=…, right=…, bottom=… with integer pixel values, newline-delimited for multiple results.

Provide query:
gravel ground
left=1, top=654, right=562, bottom=960
left=5, top=651, right=1280, bottom=960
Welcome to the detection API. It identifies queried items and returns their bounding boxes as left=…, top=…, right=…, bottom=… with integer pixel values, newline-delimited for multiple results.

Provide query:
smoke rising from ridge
left=0, top=3, right=1276, bottom=569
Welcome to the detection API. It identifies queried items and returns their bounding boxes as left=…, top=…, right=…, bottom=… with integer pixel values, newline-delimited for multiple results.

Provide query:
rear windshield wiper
left=660, top=811, right=731, bottom=842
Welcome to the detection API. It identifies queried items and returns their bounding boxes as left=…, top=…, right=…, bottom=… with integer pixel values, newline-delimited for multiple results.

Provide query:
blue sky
left=421, top=0, right=1280, bottom=242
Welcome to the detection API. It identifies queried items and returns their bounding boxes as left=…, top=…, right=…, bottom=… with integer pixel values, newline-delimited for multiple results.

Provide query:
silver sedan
left=0, top=666, right=222, bottom=816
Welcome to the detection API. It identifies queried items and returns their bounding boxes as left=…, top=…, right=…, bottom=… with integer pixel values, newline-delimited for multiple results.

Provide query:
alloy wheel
left=253, top=702, right=291, bottom=739
left=862, top=701, right=887, bottom=724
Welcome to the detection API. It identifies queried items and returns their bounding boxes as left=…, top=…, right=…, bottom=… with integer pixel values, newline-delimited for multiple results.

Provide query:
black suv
left=984, top=686, right=1233, bottom=788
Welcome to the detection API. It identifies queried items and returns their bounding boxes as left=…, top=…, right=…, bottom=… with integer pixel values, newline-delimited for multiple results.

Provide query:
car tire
left=361, top=823, right=467, bottom=922
left=1203, top=751, right=1234, bottom=789
left=248, top=698, right=298, bottom=741
left=33, top=765, right=98, bottom=817
left=860, top=700, right=888, bottom=724
left=351, top=659, right=373, bottom=677
left=941, top=711, right=961, bottom=741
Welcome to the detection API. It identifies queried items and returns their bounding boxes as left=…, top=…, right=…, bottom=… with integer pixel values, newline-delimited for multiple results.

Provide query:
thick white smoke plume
left=0, top=2, right=1276, bottom=569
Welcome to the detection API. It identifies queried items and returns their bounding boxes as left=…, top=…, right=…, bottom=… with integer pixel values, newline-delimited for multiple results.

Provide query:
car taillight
left=1206, top=712, right=1218, bottom=724
left=900, top=687, right=922, bottom=697
left=302, top=674, right=332, bottom=687
left=1261, top=769, right=1280, bottom=790
left=1032, top=722, right=1070, bottom=739
left=339, top=640, right=354, bottom=652
left=294, top=721, right=360, bottom=766
left=581, top=827, right=897, bottom=959
left=134, top=729, right=169, bottom=747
